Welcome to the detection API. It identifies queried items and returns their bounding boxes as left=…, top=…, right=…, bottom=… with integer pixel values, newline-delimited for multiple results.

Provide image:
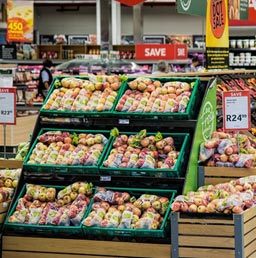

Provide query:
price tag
left=223, top=90, right=250, bottom=131
left=119, top=119, right=129, bottom=125
left=0, top=87, right=16, bottom=125
left=100, top=176, right=111, bottom=182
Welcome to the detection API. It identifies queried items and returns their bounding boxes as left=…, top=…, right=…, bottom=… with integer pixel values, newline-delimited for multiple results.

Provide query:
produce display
left=102, top=129, right=182, bottom=170
left=199, top=131, right=256, bottom=168
left=15, top=141, right=30, bottom=161
left=115, top=77, right=195, bottom=113
left=171, top=176, right=256, bottom=214
left=83, top=187, right=171, bottom=230
left=7, top=182, right=93, bottom=226
left=0, top=168, right=21, bottom=203
left=26, top=130, right=108, bottom=166
left=42, top=75, right=126, bottom=112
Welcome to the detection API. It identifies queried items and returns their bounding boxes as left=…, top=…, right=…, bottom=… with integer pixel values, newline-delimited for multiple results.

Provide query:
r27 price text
left=1, top=110, right=13, bottom=115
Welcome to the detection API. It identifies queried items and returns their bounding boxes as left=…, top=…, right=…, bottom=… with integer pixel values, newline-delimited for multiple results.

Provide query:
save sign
left=135, top=44, right=188, bottom=60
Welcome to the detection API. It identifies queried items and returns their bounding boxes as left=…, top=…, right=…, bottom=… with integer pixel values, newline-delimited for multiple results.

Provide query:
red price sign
left=223, top=90, right=251, bottom=131
left=0, top=88, right=16, bottom=125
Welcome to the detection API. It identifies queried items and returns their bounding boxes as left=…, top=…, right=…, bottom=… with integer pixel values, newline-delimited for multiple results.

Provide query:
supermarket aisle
left=0, top=115, right=38, bottom=146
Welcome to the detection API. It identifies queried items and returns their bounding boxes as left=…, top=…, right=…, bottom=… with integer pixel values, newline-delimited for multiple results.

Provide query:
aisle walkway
left=0, top=114, right=38, bottom=146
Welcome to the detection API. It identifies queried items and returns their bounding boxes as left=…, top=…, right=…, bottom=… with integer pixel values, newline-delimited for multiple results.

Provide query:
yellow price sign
left=8, top=21, right=23, bottom=32
left=7, top=17, right=28, bottom=42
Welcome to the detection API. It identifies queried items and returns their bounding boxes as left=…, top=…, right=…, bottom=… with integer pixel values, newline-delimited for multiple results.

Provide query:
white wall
left=34, top=6, right=97, bottom=35
left=34, top=5, right=255, bottom=37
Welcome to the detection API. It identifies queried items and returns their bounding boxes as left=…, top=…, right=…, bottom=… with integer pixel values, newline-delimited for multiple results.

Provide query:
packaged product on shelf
left=41, top=75, right=127, bottom=114
left=82, top=187, right=176, bottom=238
left=100, top=128, right=190, bottom=177
left=6, top=181, right=94, bottom=232
left=114, top=77, right=199, bottom=119
left=23, top=129, right=110, bottom=175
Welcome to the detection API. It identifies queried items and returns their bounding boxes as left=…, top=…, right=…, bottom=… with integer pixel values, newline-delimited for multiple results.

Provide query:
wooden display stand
left=2, top=236, right=171, bottom=258
left=0, top=160, right=22, bottom=229
left=0, top=160, right=23, bottom=169
left=171, top=207, right=256, bottom=258
left=198, top=166, right=256, bottom=186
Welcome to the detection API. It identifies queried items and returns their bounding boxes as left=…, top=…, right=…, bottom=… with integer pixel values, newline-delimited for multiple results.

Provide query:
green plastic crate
left=40, top=75, right=127, bottom=118
left=23, top=128, right=111, bottom=176
left=99, top=132, right=190, bottom=177
left=4, top=183, right=94, bottom=236
left=82, top=187, right=177, bottom=238
left=112, top=77, right=200, bottom=120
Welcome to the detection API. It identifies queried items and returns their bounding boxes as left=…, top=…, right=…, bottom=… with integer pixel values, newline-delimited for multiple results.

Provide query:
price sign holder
left=223, top=90, right=251, bottom=131
left=0, top=87, right=16, bottom=159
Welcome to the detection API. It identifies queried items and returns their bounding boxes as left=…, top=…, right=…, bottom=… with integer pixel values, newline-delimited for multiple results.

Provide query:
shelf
left=229, top=48, right=256, bottom=52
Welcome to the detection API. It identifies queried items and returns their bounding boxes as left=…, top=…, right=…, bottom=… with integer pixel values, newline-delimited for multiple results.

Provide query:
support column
left=111, top=0, right=121, bottom=45
left=133, top=3, right=143, bottom=44
left=96, top=0, right=112, bottom=50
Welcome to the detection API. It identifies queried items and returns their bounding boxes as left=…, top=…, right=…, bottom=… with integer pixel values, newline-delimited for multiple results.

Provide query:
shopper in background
left=35, top=59, right=53, bottom=101
left=190, top=56, right=200, bottom=73
left=152, top=60, right=169, bottom=75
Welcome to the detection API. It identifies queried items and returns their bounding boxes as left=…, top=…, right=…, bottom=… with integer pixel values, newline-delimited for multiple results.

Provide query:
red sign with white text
left=172, top=44, right=188, bottom=60
left=135, top=44, right=188, bottom=60
left=0, top=87, right=16, bottom=125
left=223, top=90, right=251, bottom=131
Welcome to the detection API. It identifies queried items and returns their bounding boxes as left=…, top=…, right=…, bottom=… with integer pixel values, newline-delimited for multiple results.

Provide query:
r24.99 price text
left=226, top=114, right=247, bottom=122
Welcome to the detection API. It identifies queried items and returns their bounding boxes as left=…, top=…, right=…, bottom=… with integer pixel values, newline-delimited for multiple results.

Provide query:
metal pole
left=3, top=125, right=6, bottom=159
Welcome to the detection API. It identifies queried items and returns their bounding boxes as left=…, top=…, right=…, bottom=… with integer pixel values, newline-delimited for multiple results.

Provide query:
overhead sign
left=0, top=87, right=16, bottom=125
left=115, top=0, right=144, bottom=6
left=6, top=0, right=34, bottom=43
left=135, top=44, right=188, bottom=60
left=229, top=0, right=248, bottom=20
left=206, top=0, right=229, bottom=70
left=177, top=0, right=207, bottom=16
left=230, top=1, right=256, bottom=25
left=223, top=90, right=250, bottom=131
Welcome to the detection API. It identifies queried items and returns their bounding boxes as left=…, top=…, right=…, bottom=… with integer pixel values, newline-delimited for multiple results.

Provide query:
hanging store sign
left=0, top=87, right=16, bottom=125
left=223, top=90, right=251, bottom=131
left=229, top=0, right=248, bottom=20
left=177, top=0, right=207, bottom=16
left=135, top=44, right=188, bottom=60
left=6, top=0, right=34, bottom=43
left=206, top=0, right=229, bottom=70
left=230, top=1, right=256, bottom=25
left=115, top=0, right=144, bottom=6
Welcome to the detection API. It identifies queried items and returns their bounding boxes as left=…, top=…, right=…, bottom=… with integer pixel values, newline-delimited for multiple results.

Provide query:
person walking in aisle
left=34, top=59, right=53, bottom=101
left=152, top=60, right=170, bottom=75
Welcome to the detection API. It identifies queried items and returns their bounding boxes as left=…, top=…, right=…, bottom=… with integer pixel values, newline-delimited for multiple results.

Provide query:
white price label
left=223, top=90, right=250, bottom=131
left=0, top=87, right=16, bottom=125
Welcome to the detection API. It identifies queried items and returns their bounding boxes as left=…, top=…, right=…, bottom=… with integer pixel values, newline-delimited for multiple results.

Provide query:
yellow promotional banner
left=6, top=0, right=34, bottom=43
left=206, top=0, right=229, bottom=70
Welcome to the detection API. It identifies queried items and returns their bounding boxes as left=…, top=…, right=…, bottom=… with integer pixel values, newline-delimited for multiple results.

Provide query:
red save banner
left=115, top=0, right=144, bottom=6
left=230, top=4, right=256, bottom=26
left=135, top=44, right=188, bottom=60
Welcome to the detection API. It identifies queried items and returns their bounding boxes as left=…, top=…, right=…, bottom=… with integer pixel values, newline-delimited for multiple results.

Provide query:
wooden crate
left=198, top=166, right=256, bottom=186
left=2, top=236, right=171, bottom=258
left=0, top=159, right=23, bottom=169
left=0, top=160, right=22, bottom=229
left=171, top=207, right=256, bottom=258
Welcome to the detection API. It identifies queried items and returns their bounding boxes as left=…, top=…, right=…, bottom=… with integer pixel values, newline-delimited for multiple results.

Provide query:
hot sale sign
left=223, top=90, right=250, bottom=131
left=0, top=87, right=16, bottom=125
left=135, top=44, right=188, bottom=60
